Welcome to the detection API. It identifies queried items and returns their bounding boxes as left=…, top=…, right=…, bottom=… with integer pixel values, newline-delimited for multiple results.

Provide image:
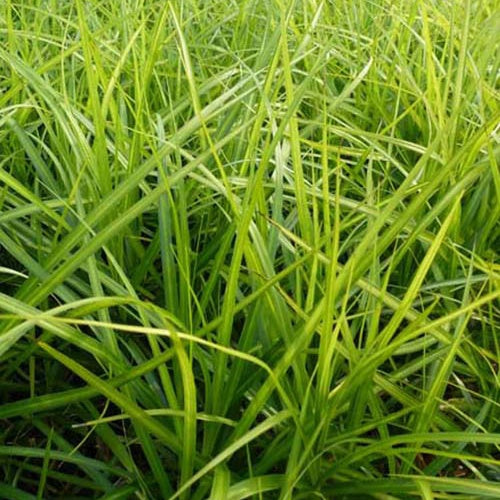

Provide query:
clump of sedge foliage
left=0, top=0, right=499, bottom=498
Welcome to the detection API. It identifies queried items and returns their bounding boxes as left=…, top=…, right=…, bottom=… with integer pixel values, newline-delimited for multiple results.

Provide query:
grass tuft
left=1, top=1, right=499, bottom=498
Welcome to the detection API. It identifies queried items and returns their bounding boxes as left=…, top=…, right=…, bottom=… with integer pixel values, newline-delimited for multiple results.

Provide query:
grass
left=0, top=0, right=499, bottom=498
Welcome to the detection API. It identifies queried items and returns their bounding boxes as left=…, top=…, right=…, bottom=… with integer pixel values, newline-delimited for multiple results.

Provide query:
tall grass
left=1, top=0, right=499, bottom=498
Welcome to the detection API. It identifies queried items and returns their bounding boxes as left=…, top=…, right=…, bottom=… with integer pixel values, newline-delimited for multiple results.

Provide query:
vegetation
left=1, top=0, right=499, bottom=498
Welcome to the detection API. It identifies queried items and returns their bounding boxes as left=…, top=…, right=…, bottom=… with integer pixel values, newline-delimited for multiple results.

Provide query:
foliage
left=1, top=0, right=499, bottom=498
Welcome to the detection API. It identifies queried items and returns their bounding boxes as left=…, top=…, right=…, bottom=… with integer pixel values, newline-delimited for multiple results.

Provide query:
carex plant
left=0, top=0, right=499, bottom=499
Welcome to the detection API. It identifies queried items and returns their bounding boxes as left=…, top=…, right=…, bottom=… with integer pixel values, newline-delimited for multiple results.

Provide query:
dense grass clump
left=1, top=0, right=499, bottom=498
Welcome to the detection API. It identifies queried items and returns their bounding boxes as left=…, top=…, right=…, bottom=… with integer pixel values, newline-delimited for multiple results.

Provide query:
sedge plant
left=0, top=0, right=499, bottom=498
